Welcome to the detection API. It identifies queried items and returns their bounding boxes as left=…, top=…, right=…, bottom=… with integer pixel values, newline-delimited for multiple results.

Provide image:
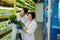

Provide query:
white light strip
left=0, top=6, right=14, bottom=10
left=47, top=0, right=51, bottom=40
left=59, top=1, right=60, bottom=8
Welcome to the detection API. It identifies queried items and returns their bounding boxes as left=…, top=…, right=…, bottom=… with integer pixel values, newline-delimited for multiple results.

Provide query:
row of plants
left=1, top=33, right=11, bottom=40
left=0, top=21, right=8, bottom=30
left=0, top=9, right=14, bottom=16
left=1, top=0, right=35, bottom=11
left=0, top=9, right=14, bottom=13
left=0, top=21, right=13, bottom=35
left=16, top=0, right=35, bottom=11
left=0, top=9, right=22, bottom=16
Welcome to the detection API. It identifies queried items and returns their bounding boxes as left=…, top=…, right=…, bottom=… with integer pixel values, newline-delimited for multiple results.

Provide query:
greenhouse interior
left=0, top=0, right=60, bottom=40
left=0, top=0, right=37, bottom=40
left=0, top=0, right=44, bottom=40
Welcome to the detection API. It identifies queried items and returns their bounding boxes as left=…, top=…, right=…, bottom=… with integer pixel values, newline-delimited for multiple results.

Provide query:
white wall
left=36, top=3, right=43, bottom=22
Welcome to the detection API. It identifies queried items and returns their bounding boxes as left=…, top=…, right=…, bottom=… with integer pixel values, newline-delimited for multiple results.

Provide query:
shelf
left=0, top=0, right=35, bottom=11
left=52, top=26, right=60, bottom=29
left=0, top=26, right=12, bottom=35
left=0, top=16, right=9, bottom=18
left=1, top=33, right=11, bottom=40
left=0, top=21, right=14, bottom=35
left=2, top=0, right=14, bottom=5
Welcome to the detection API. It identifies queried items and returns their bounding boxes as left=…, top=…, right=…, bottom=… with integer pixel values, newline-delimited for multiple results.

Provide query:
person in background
left=22, top=12, right=37, bottom=40
left=12, top=8, right=28, bottom=40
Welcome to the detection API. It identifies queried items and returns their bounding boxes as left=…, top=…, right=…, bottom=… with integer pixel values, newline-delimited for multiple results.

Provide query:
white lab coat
left=16, top=13, right=28, bottom=25
left=12, top=13, right=28, bottom=40
left=22, top=20, right=37, bottom=40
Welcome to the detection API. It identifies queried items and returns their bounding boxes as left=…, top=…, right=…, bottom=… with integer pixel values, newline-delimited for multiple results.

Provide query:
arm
left=23, top=29, right=27, bottom=33
left=23, top=22, right=37, bottom=33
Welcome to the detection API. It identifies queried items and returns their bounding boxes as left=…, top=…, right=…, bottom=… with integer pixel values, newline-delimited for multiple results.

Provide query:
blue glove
left=16, top=25, right=23, bottom=30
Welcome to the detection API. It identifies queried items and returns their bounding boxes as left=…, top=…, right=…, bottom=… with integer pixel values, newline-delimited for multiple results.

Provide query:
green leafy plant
left=9, top=14, right=16, bottom=21
left=16, top=20, right=25, bottom=27
left=9, top=14, right=25, bottom=27
left=16, top=10, right=21, bottom=13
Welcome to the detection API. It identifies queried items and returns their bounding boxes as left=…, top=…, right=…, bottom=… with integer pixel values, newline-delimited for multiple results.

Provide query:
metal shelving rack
left=0, top=0, right=36, bottom=39
left=44, top=0, right=60, bottom=40
left=50, top=0, right=60, bottom=40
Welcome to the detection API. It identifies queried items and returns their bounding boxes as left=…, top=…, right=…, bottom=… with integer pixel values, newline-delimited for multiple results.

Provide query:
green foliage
left=16, top=10, right=21, bottom=13
left=0, top=22, right=7, bottom=29
left=16, top=0, right=25, bottom=6
left=0, top=9, right=14, bottom=13
left=16, top=20, right=25, bottom=27
left=9, top=14, right=16, bottom=21
left=9, top=14, right=25, bottom=27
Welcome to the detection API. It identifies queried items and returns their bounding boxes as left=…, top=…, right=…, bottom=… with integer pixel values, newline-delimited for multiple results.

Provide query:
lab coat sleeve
left=26, top=23, right=37, bottom=33
left=24, top=16, right=28, bottom=25
left=16, top=13, right=21, bottom=21
left=21, top=15, right=28, bottom=25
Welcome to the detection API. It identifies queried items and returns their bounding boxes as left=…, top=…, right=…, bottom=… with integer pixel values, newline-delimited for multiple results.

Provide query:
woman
left=22, top=12, right=37, bottom=40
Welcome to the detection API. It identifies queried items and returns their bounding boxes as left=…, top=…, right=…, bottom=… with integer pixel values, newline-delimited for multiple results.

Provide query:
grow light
left=8, top=0, right=12, bottom=2
left=30, top=0, right=35, bottom=5
left=21, top=0, right=24, bottom=1
left=59, top=0, right=60, bottom=8
left=16, top=2, right=23, bottom=7
left=25, top=2, right=29, bottom=5
left=16, top=7, right=22, bottom=10
left=0, top=6, right=14, bottom=10
left=58, top=0, right=60, bottom=26
left=25, top=2, right=35, bottom=9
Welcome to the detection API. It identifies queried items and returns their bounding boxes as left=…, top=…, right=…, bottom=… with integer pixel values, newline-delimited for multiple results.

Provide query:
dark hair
left=23, top=8, right=28, bottom=13
left=28, top=12, right=36, bottom=19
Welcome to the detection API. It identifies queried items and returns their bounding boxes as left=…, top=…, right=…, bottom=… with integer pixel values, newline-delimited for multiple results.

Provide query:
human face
left=20, top=10, right=25, bottom=17
left=28, top=14, right=32, bottom=21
